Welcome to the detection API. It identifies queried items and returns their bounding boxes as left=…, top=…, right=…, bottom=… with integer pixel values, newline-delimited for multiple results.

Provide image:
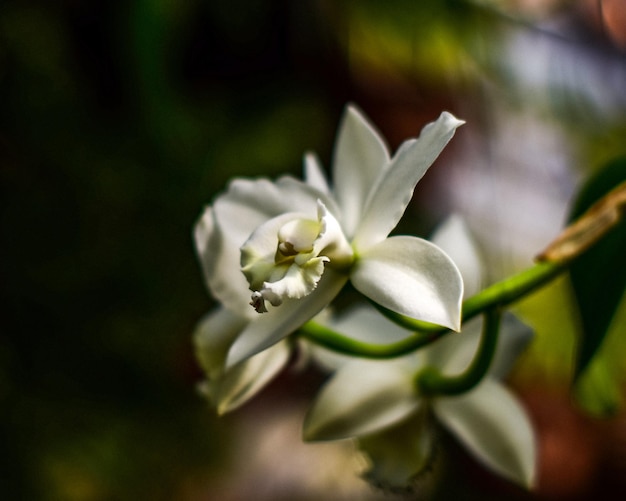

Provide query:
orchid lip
left=240, top=200, right=353, bottom=313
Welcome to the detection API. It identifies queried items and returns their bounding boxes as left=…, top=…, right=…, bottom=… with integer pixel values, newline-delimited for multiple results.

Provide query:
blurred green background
left=2, top=0, right=626, bottom=499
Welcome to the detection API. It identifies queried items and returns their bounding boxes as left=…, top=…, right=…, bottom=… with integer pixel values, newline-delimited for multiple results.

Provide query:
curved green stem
left=298, top=320, right=447, bottom=358
left=416, top=308, right=501, bottom=396
left=299, top=260, right=566, bottom=358
left=462, top=260, right=566, bottom=321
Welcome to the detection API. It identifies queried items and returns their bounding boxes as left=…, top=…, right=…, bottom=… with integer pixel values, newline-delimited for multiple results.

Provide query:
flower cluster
left=192, top=105, right=536, bottom=492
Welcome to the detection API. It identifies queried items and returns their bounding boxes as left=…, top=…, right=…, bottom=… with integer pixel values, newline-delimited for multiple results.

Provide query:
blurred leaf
left=574, top=281, right=626, bottom=416
left=569, top=157, right=626, bottom=379
left=574, top=353, right=624, bottom=417
left=512, top=275, right=577, bottom=386
left=341, top=0, right=499, bottom=85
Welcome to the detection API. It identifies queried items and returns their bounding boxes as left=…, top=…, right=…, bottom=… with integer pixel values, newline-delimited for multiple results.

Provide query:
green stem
left=416, top=308, right=501, bottom=396
left=299, top=321, right=447, bottom=359
left=462, top=260, right=566, bottom=322
left=299, top=260, right=566, bottom=358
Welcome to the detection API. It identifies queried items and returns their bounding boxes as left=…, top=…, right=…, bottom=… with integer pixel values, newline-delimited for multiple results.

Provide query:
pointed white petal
left=216, top=339, right=291, bottom=414
left=226, top=270, right=348, bottom=368
left=353, top=112, right=464, bottom=249
left=303, top=359, right=419, bottom=441
left=332, top=105, right=390, bottom=237
left=431, top=215, right=484, bottom=299
left=358, top=410, right=435, bottom=490
left=433, top=379, right=537, bottom=488
left=351, top=236, right=463, bottom=331
left=304, top=152, right=330, bottom=194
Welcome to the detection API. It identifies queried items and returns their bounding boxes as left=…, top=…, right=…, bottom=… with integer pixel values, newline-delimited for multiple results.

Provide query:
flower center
left=240, top=200, right=353, bottom=313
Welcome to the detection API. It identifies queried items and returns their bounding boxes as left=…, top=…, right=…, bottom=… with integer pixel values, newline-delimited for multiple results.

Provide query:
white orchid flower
left=303, top=216, right=537, bottom=490
left=194, top=105, right=465, bottom=368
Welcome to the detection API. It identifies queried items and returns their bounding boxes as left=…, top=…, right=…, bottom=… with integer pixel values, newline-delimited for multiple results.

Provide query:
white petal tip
left=440, top=111, right=465, bottom=129
left=225, top=344, right=247, bottom=371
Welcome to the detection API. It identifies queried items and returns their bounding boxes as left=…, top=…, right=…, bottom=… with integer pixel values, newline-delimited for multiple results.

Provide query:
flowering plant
left=192, top=104, right=626, bottom=494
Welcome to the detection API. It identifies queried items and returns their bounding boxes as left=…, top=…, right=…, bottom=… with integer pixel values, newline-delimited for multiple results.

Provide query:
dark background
left=2, top=1, right=626, bottom=499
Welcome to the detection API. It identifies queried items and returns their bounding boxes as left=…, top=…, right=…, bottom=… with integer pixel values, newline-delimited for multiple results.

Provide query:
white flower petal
left=276, top=175, right=341, bottom=216
left=358, top=410, right=435, bottom=490
left=489, top=313, right=534, bottom=380
left=215, top=339, right=291, bottom=414
left=433, top=379, right=537, bottom=488
left=332, top=105, right=390, bottom=237
left=351, top=236, right=463, bottom=331
left=303, top=359, right=419, bottom=441
left=226, top=176, right=325, bottom=219
left=193, top=307, right=248, bottom=380
left=422, top=318, right=482, bottom=375
left=313, top=201, right=353, bottom=265
left=332, top=304, right=415, bottom=344
left=194, top=206, right=214, bottom=258
left=193, top=206, right=218, bottom=297
left=353, top=112, right=464, bottom=250
left=421, top=312, right=534, bottom=383
left=226, top=269, right=348, bottom=368
left=194, top=202, right=256, bottom=317
left=213, top=177, right=319, bottom=263
left=431, top=215, right=484, bottom=299
left=304, top=152, right=330, bottom=194
left=423, top=313, right=534, bottom=379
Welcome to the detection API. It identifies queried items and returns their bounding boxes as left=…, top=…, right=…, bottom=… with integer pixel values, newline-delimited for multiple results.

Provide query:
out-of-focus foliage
left=574, top=290, right=626, bottom=416
left=568, top=157, right=626, bottom=415
left=512, top=276, right=578, bottom=386
left=329, top=0, right=501, bottom=83
left=568, top=157, right=626, bottom=378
